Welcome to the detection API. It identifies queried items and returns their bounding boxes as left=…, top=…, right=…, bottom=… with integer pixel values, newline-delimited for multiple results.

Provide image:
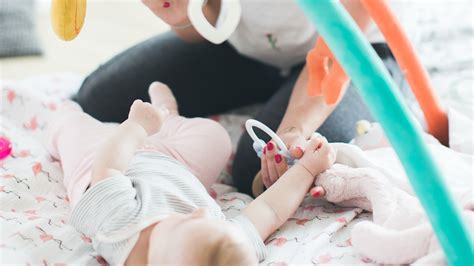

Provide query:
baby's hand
left=128, top=100, right=168, bottom=136
left=298, top=136, right=336, bottom=177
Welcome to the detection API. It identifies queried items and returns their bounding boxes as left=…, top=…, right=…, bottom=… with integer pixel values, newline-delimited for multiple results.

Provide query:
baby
left=46, top=82, right=335, bottom=265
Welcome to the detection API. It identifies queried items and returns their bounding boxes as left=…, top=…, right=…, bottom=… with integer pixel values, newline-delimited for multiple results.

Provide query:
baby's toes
left=151, top=105, right=169, bottom=121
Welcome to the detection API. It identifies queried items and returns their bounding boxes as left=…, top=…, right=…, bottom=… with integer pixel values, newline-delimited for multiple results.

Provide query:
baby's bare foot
left=128, top=100, right=168, bottom=136
left=148, top=82, right=178, bottom=115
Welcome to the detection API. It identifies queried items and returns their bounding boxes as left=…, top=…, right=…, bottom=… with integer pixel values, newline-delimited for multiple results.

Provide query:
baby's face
left=148, top=208, right=256, bottom=265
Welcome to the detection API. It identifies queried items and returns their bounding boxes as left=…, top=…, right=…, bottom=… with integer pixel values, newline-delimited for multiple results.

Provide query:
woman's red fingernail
left=267, top=142, right=274, bottom=151
left=163, top=1, right=171, bottom=8
left=311, top=190, right=321, bottom=198
left=296, top=146, right=304, bottom=154
left=263, top=147, right=267, bottom=155
left=274, top=154, right=282, bottom=163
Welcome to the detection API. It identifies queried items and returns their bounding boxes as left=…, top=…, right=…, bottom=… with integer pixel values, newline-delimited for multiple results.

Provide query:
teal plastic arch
left=296, top=0, right=473, bottom=265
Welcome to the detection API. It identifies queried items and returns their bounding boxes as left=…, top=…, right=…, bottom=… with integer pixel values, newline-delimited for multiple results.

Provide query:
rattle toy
left=245, top=119, right=295, bottom=165
left=51, top=0, right=87, bottom=41
left=0, top=136, right=12, bottom=160
left=297, top=0, right=472, bottom=264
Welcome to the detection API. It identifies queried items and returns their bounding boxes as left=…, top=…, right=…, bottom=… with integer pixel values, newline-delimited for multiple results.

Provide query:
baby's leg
left=46, top=101, right=116, bottom=208
left=145, top=83, right=232, bottom=190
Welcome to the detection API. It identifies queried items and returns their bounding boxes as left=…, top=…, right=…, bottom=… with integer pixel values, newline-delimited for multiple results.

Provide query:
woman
left=74, top=0, right=410, bottom=196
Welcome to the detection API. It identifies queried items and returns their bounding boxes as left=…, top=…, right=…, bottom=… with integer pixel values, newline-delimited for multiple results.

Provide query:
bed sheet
left=1, top=2, right=472, bottom=264
left=0, top=75, right=372, bottom=265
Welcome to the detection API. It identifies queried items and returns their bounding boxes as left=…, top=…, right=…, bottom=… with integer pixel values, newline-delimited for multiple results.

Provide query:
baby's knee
left=185, top=118, right=232, bottom=187
left=194, top=118, right=232, bottom=160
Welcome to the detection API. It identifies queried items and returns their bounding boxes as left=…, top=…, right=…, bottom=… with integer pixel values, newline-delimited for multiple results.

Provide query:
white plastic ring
left=188, top=0, right=241, bottom=44
left=245, top=119, right=289, bottom=154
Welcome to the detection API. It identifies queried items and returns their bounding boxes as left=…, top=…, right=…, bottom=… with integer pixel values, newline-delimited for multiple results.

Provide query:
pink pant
left=46, top=102, right=232, bottom=208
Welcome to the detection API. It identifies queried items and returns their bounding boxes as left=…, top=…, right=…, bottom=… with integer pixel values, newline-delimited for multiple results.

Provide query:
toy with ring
left=245, top=119, right=294, bottom=165
left=188, top=0, right=241, bottom=44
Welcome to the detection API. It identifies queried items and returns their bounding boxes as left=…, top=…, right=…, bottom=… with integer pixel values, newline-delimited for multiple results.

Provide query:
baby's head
left=148, top=208, right=257, bottom=265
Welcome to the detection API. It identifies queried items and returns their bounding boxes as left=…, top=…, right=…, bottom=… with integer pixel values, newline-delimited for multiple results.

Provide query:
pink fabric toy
left=316, top=164, right=473, bottom=264
left=0, top=136, right=12, bottom=160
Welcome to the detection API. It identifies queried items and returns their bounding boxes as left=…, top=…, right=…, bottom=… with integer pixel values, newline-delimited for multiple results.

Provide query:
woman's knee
left=74, top=32, right=186, bottom=122
left=75, top=74, right=129, bottom=122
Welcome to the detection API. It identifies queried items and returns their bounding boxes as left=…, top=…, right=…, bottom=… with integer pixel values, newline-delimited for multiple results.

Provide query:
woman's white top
left=218, top=0, right=407, bottom=70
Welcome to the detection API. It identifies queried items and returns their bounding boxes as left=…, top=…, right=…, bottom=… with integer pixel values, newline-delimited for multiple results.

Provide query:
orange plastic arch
left=307, top=0, right=448, bottom=145
left=361, top=0, right=448, bottom=145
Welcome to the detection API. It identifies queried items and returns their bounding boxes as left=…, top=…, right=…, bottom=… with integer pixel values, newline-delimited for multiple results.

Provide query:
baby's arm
left=242, top=136, right=336, bottom=240
left=91, top=100, right=166, bottom=186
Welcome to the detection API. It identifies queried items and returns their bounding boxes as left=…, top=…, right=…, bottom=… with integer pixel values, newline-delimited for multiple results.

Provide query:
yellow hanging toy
left=51, top=0, right=87, bottom=41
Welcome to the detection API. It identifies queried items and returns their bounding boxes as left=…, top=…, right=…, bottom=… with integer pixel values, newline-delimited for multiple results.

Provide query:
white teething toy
left=188, top=0, right=241, bottom=44
left=245, top=119, right=295, bottom=165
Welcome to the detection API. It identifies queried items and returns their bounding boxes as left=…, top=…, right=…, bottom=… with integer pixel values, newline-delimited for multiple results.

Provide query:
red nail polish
left=267, top=142, right=274, bottom=151
left=296, top=146, right=304, bottom=155
left=311, top=190, right=321, bottom=198
left=163, top=1, right=170, bottom=8
left=275, top=154, right=282, bottom=163
left=263, top=147, right=267, bottom=155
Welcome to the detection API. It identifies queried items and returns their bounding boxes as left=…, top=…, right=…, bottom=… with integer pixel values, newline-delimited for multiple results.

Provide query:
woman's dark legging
left=75, top=31, right=409, bottom=196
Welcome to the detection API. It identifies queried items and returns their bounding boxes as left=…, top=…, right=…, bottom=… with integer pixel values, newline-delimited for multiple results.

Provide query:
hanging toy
left=188, top=0, right=241, bottom=44
left=51, top=0, right=87, bottom=41
left=0, top=136, right=12, bottom=160
left=307, top=37, right=350, bottom=104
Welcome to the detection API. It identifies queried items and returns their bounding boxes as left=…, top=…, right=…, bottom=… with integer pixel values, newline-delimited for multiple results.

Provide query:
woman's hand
left=260, top=140, right=288, bottom=189
left=142, top=0, right=190, bottom=26
left=260, top=126, right=311, bottom=188
left=278, top=126, right=312, bottom=159
left=260, top=132, right=336, bottom=191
